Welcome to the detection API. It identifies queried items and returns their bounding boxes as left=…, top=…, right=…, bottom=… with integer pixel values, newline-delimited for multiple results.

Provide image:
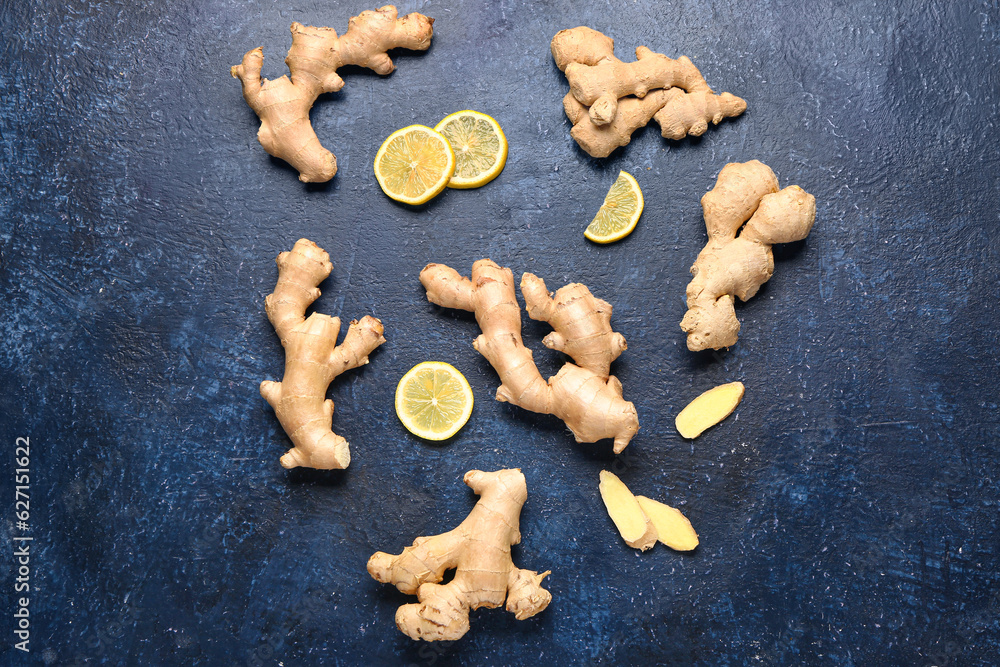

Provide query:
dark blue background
left=2, top=0, right=999, bottom=665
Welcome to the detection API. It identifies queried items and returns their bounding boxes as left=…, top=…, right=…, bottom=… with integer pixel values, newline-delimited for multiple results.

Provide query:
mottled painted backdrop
left=2, top=0, right=999, bottom=665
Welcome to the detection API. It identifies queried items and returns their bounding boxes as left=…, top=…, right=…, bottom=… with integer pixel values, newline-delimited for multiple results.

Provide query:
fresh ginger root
left=420, top=260, right=638, bottom=453
left=231, top=6, right=434, bottom=182
left=551, top=26, right=745, bottom=157
left=260, top=239, right=385, bottom=469
left=600, top=472, right=699, bottom=552
left=368, top=469, right=552, bottom=641
left=682, top=161, right=817, bottom=351
left=675, top=381, right=745, bottom=438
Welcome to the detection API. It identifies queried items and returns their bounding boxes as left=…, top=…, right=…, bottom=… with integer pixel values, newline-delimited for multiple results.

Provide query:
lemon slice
left=374, top=125, right=456, bottom=205
left=584, top=170, right=644, bottom=244
left=395, top=361, right=474, bottom=440
left=433, top=110, right=508, bottom=189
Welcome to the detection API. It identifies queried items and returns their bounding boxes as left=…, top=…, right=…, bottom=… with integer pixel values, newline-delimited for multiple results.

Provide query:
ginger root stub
left=675, top=382, right=745, bottom=438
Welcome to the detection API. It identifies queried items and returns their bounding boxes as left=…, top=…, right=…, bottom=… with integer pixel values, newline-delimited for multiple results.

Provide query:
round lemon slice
left=395, top=361, right=474, bottom=440
left=584, top=170, right=644, bottom=244
left=374, top=125, right=456, bottom=205
left=433, top=110, right=508, bottom=189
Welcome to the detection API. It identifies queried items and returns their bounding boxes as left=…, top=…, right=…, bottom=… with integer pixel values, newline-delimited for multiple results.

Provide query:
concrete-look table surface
left=2, top=1, right=998, bottom=664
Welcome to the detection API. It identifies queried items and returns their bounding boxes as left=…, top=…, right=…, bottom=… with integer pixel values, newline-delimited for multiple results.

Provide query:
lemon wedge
left=584, top=170, right=644, bottom=244
left=433, top=110, right=508, bottom=189
left=374, top=125, right=456, bottom=205
left=395, top=362, right=474, bottom=440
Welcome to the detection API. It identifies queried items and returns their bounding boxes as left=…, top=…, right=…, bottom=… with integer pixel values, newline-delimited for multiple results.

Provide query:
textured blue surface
left=2, top=0, right=1000, bottom=665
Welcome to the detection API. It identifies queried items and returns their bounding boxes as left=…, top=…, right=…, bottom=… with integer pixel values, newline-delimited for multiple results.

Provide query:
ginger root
left=675, top=381, right=745, bottom=438
left=420, top=260, right=638, bottom=453
left=368, top=469, right=552, bottom=641
left=563, top=89, right=672, bottom=159
left=682, top=161, right=817, bottom=351
left=260, top=239, right=385, bottom=469
left=551, top=27, right=745, bottom=157
left=231, top=6, right=434, bottom=182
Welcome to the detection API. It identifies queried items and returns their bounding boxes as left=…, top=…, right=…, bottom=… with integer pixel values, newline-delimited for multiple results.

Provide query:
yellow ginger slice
left=599, top=471, right=657, bottom=550
left=636, top=496, right=699, bottom=551
left=675, top=381, right=744, bottom=439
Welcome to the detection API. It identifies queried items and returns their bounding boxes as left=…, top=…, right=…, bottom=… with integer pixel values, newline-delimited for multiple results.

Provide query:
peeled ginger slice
left=599, top=471, right=657, bottom=550
left=675, top=381, right=744, bottom=439
left=636, top=496, right=699, bottom=551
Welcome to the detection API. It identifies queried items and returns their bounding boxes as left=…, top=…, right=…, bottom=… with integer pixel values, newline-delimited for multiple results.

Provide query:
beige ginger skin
left=368, top=469, right=552, bottom=641
left=260, top=239, right=385, bottom=469
left=231, top=6, right=434, bottom=182
left=682, top=161, right=817, bottom=351
left=551, top=26, right=745, bottom=157
left=420, top=260, right=639, bottom=453
left=562, top=89, right=674, bottom=159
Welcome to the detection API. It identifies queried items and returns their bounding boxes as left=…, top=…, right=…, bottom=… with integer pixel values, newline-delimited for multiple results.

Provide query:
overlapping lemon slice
left=374, top=125, right=456, bottom=205
left=434, top=110, right=508, bottom=189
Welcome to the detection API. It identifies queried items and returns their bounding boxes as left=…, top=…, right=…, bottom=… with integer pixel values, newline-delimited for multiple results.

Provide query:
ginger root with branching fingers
left=368, top=469, right=552, bottom=641
left=260, top=239, right=385, bottom=469
left=420, top=260, right=638, bottom=453
left=551, top=26, right=745, bottom=157
left=682, top=160, right=816, bottom=351
left=232, top=6, right=434, bottom=182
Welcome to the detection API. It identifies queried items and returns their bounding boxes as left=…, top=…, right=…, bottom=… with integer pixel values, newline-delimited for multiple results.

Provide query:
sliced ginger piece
left=598, top=471, right=657, bottom=551
left=675, top=381, right=744, bottom=439
left=636, top=496, right=699, bottom=551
